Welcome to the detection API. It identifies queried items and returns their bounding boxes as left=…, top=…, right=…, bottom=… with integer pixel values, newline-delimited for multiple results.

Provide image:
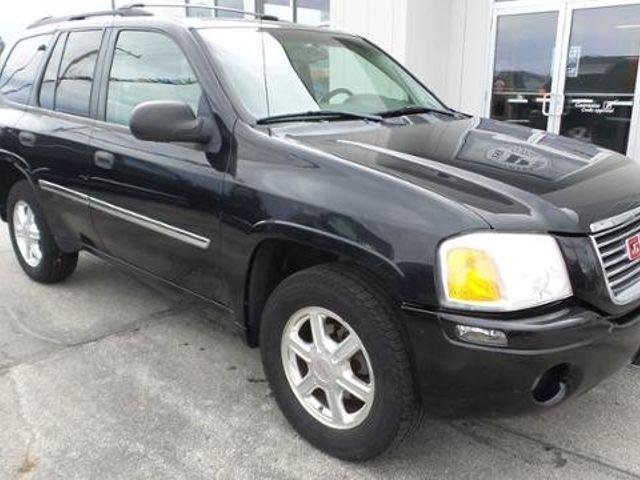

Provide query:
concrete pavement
left=1, top=226, right=639, bottom=479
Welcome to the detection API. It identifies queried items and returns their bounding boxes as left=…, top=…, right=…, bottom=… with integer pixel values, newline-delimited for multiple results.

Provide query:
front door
left=87, top=29, right=228, bottom=300
left=489, top=1, right=640, bottom=158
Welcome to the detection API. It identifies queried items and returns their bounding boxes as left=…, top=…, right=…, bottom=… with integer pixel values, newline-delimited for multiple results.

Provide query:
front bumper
left=402, top=303, right=640, bottom=418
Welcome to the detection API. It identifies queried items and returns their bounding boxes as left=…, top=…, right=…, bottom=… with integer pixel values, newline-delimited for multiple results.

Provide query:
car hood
left=273, top=115, right=640, bottom=234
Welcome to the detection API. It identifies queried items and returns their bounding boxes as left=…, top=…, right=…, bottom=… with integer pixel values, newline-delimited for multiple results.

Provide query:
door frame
left=486, top=0, right=640, bottom=158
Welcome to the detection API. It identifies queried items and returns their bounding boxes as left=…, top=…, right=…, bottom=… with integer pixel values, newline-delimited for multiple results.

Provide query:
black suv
left=1, top=6, right=640, bottom=462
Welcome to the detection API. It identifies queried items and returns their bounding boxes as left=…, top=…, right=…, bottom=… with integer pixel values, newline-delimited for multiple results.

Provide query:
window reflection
left=560, top=5, right=640, bottom=154
left=39, top=34, right=66, bottom=110
left=199, top=28, right=441, bottom=119
left=56, top=31, right=103, bottom=117
left=565, top=5, right=640, bottom=95
left=0, top=35, right=52, bottom=105
left=106, top=31, right=202, bottom=126
left=490, top=12, right=557, bottom=129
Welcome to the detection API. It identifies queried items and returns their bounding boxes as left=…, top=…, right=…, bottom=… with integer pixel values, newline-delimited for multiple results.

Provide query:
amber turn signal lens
left=446, top=248, right=501, bottom=302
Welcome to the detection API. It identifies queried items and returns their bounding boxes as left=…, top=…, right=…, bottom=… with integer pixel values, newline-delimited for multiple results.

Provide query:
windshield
left=198, top=27, right=446, bottom=120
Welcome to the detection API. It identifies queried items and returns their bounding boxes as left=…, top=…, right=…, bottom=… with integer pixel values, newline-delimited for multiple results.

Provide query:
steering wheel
left=320, top=88, right=355, bottom=105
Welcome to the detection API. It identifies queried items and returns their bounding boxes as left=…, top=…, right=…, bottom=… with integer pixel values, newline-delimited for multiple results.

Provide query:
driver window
left=106, top=31, right=203, bottom=126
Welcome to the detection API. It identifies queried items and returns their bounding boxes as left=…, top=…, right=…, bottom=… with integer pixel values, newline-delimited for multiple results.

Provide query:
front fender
left=251, top=219, right=406, bottom=289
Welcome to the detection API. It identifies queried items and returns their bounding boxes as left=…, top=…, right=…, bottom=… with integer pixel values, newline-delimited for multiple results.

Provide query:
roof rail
left=121, top=2, right=280, bottom=21
left=27, top=8, right=152, bottom=29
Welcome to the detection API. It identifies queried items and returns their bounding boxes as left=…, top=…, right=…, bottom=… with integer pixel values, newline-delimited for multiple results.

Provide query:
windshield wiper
left=256, top=110, right=386, bottom=125
left=378, top=105, right=461, bottom=118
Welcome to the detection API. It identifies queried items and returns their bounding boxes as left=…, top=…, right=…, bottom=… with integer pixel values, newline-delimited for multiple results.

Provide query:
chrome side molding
left=38, top=180, right=211, bottom=250
left=39, top=180, right=90, bottom=205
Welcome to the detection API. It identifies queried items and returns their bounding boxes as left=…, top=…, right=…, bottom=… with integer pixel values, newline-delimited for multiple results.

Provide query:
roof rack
left=27, top=2, right=279, bottom=30
left=28, top=8, right=152, bottom=29
left=121, top=3, right=280, bottom=21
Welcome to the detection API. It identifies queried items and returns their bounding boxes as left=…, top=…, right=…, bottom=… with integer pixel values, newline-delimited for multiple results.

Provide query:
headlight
left=438, top=232, right=572, bottom=312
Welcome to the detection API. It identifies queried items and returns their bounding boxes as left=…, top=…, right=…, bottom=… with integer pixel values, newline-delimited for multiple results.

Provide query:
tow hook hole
left=532, top=364, right=570, bottom=406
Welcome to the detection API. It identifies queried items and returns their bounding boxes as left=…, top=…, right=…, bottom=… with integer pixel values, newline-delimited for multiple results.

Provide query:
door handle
left=94, top=151, right=116, bottom=170
left=18, top=131, right=36, bottom=148
left=556, top=93, right=568, bottom=116
left=540, top=93, right=552, bottom=117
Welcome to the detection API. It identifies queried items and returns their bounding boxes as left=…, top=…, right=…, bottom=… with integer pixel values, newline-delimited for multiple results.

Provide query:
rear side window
left=0, top=34, right=52, bottom=105
left=54, top=30, right=103, bottom=117
left=39, top=34, right=66, bottom=110
left=106, top=31, right=202, bottom=126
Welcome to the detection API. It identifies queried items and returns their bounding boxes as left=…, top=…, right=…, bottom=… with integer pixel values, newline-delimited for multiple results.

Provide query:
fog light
left=455, top=325, right=508, bottom=347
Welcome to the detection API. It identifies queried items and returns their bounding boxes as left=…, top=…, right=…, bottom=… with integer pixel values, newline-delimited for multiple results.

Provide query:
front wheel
left=260, top=263, right=420, bottom=461
left=7, top=180, right=78, bottom=283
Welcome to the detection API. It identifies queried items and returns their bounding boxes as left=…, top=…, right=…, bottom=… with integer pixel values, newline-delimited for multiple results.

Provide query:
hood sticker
left=487, top=146, right=550, bottom=173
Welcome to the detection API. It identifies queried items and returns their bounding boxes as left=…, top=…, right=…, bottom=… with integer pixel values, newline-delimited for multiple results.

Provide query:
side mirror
left=130, top=100, right=216, bottom=144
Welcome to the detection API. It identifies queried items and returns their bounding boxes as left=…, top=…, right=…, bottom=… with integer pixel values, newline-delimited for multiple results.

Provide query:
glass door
left=489, top=8, right=563, bottom=132
left=489, top=1, right=640, bottom=158
left=558, top=3, right=640, bottom=154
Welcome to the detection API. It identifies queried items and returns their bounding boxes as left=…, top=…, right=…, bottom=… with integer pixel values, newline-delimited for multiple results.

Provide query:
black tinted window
left=0, top=34, right=52, bottom=104
left=56, top=30, right=103, bottom=117
left=106, top=31, right=202, bottom=126
left=39, top=34, right=66, bottom=110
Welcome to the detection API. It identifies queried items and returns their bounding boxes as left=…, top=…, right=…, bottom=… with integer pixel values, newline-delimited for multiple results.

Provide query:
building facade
left=187, top=0, right=330, bottom=24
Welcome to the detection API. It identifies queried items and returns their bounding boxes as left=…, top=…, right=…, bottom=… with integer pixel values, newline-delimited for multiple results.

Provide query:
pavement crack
left=9, top=371, right=39, bottom=479
left=6, top=306, right=67, bottom=346
left=482, top=420, right=640, bottom=479
left=0, top=301, right=196, bottom=377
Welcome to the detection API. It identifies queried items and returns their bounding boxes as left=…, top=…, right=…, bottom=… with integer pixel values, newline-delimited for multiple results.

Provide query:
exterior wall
left=330, top=0, right=409, bottom=63
left=331, top=0, right=492, bottom=116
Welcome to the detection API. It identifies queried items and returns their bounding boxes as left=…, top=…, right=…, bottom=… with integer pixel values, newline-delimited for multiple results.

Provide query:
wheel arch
left=0, top=152, right=35, bottom=221
left=242, top=220, right=406, bottom=347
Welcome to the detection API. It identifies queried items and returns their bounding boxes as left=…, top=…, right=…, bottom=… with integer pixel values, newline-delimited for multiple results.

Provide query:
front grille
left=592, top=211, right=640, bottom=304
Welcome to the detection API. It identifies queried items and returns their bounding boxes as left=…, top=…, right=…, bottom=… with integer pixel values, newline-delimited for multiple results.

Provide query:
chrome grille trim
left=590, top=205, right=640, bottom=233
left=591, top=210, right=640, bottom=305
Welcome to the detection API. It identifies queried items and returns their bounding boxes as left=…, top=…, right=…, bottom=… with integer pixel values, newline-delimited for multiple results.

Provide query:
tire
left=260, top=263, right=420, bottom=461
left=7, top=180, right=78, bottom=283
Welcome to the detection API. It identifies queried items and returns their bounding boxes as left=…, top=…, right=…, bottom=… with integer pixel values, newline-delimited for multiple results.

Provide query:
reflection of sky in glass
left=494, top=12, right=557, bottom=79
left=567, top=5, right=640, bottom=94
left=570, top=5, right=640, bottom=58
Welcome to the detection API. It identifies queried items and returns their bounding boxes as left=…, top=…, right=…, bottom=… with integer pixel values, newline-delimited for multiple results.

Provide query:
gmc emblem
left=627, top=235, right=640, bottom=261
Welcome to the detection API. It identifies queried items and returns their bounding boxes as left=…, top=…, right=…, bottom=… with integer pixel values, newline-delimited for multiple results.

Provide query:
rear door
left=0, top=34, right=53, bottom=211
left=14, top=29, right=106, bottom=249
left=86, top=28, right=228, bottom=299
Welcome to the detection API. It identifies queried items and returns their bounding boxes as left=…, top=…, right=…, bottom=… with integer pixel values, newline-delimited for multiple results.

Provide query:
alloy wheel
left=281, top=307, right=375, bottom=430
left=13, top=200, right=43, bottom=268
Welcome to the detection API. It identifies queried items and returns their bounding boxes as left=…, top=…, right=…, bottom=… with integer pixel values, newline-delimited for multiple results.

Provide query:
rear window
left=0, top=34, right=52, bottom=105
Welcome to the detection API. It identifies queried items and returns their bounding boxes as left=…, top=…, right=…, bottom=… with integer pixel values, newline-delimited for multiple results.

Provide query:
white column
left=330, top=0, right=409, bottom=64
